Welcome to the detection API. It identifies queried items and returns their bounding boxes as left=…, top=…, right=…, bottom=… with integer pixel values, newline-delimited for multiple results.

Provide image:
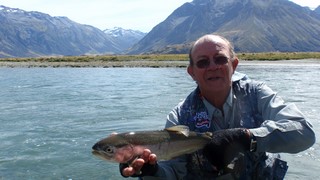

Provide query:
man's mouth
left=207, top=77, right=221, bottom=80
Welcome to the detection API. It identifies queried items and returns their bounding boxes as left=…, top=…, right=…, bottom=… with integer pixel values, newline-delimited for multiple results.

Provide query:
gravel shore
left=0, top=60, right=189, bottom=68
left=0, top=59, right=319, bottom=68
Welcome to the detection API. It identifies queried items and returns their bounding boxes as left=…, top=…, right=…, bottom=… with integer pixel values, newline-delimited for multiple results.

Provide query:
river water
left=0, top=60, right=319, bottom=179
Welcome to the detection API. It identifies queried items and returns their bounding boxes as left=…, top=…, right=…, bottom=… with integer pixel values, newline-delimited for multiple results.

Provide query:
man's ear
left=187, top=65, right=196, bottom=80
left=232, top=58, right=239, bottom=72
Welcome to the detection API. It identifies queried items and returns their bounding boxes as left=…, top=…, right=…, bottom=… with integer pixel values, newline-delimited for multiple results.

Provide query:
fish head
left=92, top=134, right=135, bottom=163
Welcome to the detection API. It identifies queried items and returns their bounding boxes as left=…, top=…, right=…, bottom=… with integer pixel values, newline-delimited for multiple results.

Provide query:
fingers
left=122, top=158, right=145, bottom=177
left=121, top=149, right=158, bottom=177
left=141, top=149, right=157, bottom=165
left=149, top=153, right=157, bottom=164
left=122, top=165, right=134, bottom=177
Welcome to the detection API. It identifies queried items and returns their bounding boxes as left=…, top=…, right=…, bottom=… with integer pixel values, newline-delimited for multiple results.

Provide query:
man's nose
left=207, top=59, right=221, bottom=69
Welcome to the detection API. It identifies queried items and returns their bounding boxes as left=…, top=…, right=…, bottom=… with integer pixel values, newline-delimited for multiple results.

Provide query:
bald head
left=189, top=34, right=236, bottom=65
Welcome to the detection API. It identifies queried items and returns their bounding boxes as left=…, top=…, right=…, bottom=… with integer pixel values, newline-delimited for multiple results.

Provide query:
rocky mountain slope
left=128, top=0, right=320, bottom=54
left=1, top=0, right=320, bottom=57
left=0, top=6, right=121, bottom=57
left=315, top=6, right=320, bottom=16
left=0, top=6, right=145, bottom=58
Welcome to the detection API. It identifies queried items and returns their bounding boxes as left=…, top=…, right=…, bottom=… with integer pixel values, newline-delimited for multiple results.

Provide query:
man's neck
left=201, top=88, right=231, bottom=111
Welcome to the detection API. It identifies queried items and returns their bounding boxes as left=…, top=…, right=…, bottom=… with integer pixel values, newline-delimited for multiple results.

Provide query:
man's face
left=188, top=36, right=238, bottom=95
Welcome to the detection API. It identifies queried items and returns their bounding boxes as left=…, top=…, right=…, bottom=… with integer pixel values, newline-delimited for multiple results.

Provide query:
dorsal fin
left=165, top=125, right=190, bottom=137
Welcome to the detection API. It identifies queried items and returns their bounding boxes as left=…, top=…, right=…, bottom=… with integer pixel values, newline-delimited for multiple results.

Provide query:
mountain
left=128, top=0, right=320, bottom=54
left=2, top=1, right=320, bottom=57
left=0, top=5, right=122, bottom=58
left=104, top=27, right=146, bottom=52
left=315, top=6, right=320, bottom=16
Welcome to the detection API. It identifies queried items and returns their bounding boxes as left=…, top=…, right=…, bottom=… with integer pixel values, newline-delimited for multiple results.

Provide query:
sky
left=0, top=0, right=319, bottom=32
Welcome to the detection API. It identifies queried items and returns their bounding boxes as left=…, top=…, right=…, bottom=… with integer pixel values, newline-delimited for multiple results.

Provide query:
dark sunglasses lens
left=215, top=56, right=229, bottom=65
left=196, top=60, right=210, bottom=68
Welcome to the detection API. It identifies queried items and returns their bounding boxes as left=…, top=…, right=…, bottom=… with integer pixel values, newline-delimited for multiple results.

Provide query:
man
left=120, top=34, right=315, bottom=179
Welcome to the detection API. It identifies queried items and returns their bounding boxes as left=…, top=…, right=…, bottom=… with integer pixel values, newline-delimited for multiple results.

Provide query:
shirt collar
left=202, top=89, right=234, bottom=118
left=232, top=71, right=247, bottom=82
left=225, top=89, right=233, bottom=108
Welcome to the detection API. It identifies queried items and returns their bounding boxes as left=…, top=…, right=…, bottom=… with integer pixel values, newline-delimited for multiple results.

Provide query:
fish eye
left=105, top=146, right=114, bottom=154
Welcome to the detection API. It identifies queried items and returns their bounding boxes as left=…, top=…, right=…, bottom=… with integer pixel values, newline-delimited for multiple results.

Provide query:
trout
left=92, top=125, right=212, bottom=163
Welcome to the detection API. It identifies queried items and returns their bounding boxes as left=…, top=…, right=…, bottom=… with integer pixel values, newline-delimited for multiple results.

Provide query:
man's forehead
left=192, top=35, right=229, bottom=52
left=196, top=35, right=226, bottom=45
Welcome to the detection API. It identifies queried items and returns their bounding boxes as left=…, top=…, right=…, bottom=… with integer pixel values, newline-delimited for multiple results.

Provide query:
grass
left=237, top=52, right=320, bottom=60
left=0, top=52, right=319, bottom=67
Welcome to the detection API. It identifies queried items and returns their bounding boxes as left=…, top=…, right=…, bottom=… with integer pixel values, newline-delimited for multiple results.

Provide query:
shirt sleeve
left=141, top=157, right=188, bottom=180
left=249, top=83, right=316, bottom=153
left=165, top=107, right=180, bottom=127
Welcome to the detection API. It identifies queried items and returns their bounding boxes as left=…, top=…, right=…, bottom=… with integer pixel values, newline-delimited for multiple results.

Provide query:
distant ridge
left=0, top=6, right=144, bottom=58
left=0, top=5, right=123, bottom=57
left=1, top=1, right=320, bottom=57
left=103, top=27, right=146, bottom=52
left=128, top=0, right=320, bottom=54
left=315, top=6, right=320, bottom=16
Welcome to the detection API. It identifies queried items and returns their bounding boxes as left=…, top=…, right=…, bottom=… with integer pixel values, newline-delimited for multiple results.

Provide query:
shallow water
left=0, top=62, right=319, bottom=179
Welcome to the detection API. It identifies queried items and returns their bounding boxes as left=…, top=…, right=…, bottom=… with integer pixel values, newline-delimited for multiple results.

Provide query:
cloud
left=289, top=0, right=320, bottom=9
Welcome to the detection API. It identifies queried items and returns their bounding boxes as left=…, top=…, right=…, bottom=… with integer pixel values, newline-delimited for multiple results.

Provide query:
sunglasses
left=195, top=56, right=229, bottom=69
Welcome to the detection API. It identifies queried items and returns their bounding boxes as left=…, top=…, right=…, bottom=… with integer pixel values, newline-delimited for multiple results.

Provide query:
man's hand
left=120, top=149, right=158, bottom=177
left=202, top=128, right=252, bottom=171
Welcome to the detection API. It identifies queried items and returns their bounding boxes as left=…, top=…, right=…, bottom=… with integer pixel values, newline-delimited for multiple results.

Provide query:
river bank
left=0, top=53, right=319, bottom=68
left=1, top=59, right=320, bottom=68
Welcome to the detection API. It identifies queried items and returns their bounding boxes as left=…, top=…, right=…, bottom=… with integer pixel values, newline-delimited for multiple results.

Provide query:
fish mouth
left=92, top=150, right=100, bottom=156
left=92, top=149, right=111, bottom=161
left=92, top=142, right=100, bottom=151
left=92, top=143, right=111, bottom=160
left=92, top=149, right=102, bottom=157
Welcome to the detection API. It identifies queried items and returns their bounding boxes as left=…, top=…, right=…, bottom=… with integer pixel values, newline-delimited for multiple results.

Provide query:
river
left=0, top=60, right=319, bottom=179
